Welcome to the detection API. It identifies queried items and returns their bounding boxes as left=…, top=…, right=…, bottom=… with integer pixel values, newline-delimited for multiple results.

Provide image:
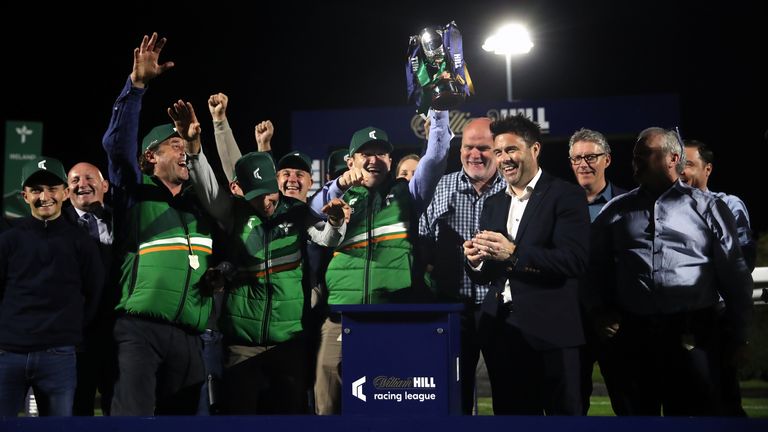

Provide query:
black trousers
left=458, top=305, right=486, bottom=415
left=579, top=312, right=629, bottom=415
left=612, top=308, right=722, bottom=416
left=222, top=336, right=308, bottom=415
left=72, top=337, right=117, bottom=416
left=717, top=307, right=747, bottom=416
left=110, top=316, right=205, bottom=415
left=482, top=314, right=582, bottom=415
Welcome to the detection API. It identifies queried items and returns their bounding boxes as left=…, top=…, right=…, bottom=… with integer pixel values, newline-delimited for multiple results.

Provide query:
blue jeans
left=0, top=346, right=77, bottom=416
left=197, top=329, right=224, bottom=415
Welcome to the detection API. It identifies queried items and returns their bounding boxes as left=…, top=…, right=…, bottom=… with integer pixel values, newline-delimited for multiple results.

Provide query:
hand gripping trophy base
left=431, top=77, right=466, bottom=111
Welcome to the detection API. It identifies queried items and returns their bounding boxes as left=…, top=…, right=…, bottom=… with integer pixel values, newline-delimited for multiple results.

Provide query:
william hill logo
left=373, top=376, right=436, bottom=389
left=412, top=377, right=436, bottom=388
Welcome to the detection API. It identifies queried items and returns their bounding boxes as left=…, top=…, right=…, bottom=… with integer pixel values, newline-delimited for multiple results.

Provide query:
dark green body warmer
left=220, top=197, right=308, bottom=345
left=115, top=176, right=213, bottom=332
left=326, top=180, right=415, bottom=304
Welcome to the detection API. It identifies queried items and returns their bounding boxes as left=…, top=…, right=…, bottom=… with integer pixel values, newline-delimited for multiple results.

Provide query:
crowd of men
left=0, top=32, right=755, bottom=417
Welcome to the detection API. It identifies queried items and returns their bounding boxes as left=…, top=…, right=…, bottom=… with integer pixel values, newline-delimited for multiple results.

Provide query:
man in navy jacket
left=0, top=157, right=103, bottom=416
left=464, top=115, right=590, bottom=415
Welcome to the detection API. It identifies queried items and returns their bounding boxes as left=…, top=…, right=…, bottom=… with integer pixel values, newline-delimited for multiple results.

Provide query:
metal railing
left=753, top=267, right=768, bottom=304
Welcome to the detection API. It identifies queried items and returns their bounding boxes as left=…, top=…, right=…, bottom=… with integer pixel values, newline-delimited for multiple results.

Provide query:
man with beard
left=464, top=114, right=590, bottom=415
left=65, top=162, right=117, bottom=416
left=309, top=111, right=451, bottom=414
left=0, top=157, right=103, bottom=416
left=419, top=117, right=506, bottom=414
left=588, top=127, right=753, bottom=416
left=103, top=32, right=215, bottom=415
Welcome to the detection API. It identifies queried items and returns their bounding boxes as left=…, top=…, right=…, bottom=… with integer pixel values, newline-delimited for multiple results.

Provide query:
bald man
left=65, top=162, right=115, bottom=416
left=419, top=117, right=507, bottom=414
left=68, top=163, right=110, bottom=215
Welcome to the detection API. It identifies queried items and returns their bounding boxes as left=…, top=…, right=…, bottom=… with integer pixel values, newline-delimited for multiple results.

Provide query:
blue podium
left=333, top=303, right=463, bottom=416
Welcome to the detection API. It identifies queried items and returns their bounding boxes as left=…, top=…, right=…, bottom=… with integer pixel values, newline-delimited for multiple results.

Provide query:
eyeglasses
left=568, top=153, right=605, bottom=165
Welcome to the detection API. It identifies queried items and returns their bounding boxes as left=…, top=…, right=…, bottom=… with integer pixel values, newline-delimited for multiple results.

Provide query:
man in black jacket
left=464, top=115, right=590, bottom=415
left=65, top=162, right=115, bottom=416
left=0, top=157, right=103, bottom=416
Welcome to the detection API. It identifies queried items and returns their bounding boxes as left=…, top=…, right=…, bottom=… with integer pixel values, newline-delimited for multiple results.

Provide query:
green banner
left=4, top=121, right=43, bottom=219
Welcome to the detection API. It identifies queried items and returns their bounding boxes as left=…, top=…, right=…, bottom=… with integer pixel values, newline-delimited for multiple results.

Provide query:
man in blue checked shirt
left=419, top=117, right=506, bottom=414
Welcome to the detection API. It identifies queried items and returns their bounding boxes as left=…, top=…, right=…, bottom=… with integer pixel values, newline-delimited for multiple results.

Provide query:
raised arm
left=209, top=93, right=242, bottom=183
left=409, top=109, right=452, bottom=214
left=255, top=120, right=274, bottom=153
left=171, top=99, right=234, bottom=229
left=168, top=99, right=202, bottom=154
left=129, top=32, right=175, bottom=90
left=102, top=32, right=174, bottom=192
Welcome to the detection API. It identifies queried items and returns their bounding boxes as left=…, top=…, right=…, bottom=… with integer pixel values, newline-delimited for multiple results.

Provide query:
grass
left=475, top=374, right=768, bottom=417
left=477, top=396, right=768, bottom=417
left=472, top=365, right=768, bottom=417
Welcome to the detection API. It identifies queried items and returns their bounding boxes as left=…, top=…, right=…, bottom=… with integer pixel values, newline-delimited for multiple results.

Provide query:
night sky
left=3, top=1, right=767, bottom=235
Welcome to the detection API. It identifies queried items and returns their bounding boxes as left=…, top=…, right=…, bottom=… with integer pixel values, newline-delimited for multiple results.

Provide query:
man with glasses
left=567, top=128, right=627, bottom=414
left=568, top=129, right=627, bottom=221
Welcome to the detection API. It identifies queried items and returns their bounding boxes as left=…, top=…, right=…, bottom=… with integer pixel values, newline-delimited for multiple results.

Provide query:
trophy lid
left=419, top=27, right=445, bottom=64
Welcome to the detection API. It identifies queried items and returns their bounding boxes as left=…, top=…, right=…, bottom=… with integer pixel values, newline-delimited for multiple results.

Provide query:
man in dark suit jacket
left=64, top=162, right=115, bottom=416
left=568, top=128, right=628, bottom=415
left=464, top=114, right=590, bottom=415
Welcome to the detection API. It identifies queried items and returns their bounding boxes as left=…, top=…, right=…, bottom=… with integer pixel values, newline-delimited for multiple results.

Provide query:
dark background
left=2, top=1, right=767, bottom=235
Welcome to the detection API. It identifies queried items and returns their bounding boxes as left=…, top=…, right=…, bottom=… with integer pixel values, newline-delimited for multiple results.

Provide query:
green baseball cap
left=327, top=148, right=349, bottom=178
left=21, top=156, right=68, bottom=188
left=277, top=151, right=312, bottom=173
left=142, top=123, right=179, bottom=151
left=349, top=126, right=393, bottom=157
left=235, top=152, right=279, bottom=201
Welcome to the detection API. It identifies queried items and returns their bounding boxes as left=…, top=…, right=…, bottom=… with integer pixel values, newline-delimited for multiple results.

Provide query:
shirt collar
left=506, top=168, right=542, bottom=200
left=73, top=205, right=109, bottom=221
left=459, top=170, right=504, bottom=191
left=592, top=182, right=614, bottom=204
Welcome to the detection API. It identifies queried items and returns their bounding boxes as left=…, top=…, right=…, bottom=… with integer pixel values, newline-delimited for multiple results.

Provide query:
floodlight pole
left=505, top=54, right=513, bottom=102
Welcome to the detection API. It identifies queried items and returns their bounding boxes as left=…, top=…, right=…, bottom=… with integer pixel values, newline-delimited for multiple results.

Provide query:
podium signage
left=335, top=304, right=463, bottom=416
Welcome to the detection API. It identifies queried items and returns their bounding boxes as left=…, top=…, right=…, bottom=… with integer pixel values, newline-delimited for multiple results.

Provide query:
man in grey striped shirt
left=419, top=117, right=506, bottom=414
